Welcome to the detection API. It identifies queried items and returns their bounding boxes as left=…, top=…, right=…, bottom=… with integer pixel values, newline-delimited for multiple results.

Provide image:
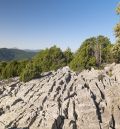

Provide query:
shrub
left=64, top=48, right=73, bottom=65
left=20, top=62, right=41, bottom=82
left=0, top=61, right=7, bottom=79
left=34, top=46, right=66, bottom=72
left=2, top=61, right=19, bottom=79
left=17, top=60, right=29, bottom=75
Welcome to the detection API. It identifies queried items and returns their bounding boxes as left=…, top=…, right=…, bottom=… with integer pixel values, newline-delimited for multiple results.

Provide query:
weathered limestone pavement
left=0, top=64, right=120, bottom=129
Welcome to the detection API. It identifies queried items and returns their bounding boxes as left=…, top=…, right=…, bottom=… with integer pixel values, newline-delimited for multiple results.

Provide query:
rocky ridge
left=0, top=63, right=120, bottom=129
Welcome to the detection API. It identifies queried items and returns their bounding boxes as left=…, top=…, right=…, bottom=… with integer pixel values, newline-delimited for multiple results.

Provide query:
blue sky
left=0, top=0, right=119, bottom=51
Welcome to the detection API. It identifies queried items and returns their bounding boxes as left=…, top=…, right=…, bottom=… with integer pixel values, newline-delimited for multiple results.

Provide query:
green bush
left=0, top=60, right=28, bottom=80
left=17, top=60, right=29, bottom=75
left=34, top=46, right=67, bottom=72
left=2, top=61, right=19, bottom=79
left=64, top=48, right=73, bottom=65
left=20, top=62, right=41, bottom=82
left=0, top=61, right=7, bottom=79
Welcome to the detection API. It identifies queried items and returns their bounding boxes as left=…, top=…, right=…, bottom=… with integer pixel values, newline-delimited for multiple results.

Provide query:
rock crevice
left=0, top=64, right=120, bottom=129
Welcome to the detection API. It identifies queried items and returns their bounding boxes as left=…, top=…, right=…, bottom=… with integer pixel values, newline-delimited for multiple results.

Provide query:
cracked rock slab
left=0, top=65, right=120, bottom=129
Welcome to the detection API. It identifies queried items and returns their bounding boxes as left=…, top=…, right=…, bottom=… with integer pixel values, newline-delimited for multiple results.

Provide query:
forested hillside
left=0, top=48, right=37, bottom=61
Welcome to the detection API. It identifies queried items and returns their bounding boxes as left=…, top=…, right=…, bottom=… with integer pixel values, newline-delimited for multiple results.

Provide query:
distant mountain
left=0, top=48, right=37, bottom=61
left=24, top=49, right=41, bottom=53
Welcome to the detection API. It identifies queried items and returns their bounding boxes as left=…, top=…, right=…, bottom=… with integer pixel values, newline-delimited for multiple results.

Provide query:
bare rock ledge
left=0, top=64, right=120, bottom=129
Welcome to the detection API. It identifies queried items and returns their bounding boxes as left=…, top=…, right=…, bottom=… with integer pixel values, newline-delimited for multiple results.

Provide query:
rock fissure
left=0, top=65, right=120, bottom=129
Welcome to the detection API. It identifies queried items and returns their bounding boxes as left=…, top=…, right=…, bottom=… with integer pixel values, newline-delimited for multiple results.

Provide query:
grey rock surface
left=0, top=64, right=120, bottom=129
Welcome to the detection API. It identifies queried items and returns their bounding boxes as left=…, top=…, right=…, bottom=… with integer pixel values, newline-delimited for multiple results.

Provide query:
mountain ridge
left=0, top=48, right=37, bottom=61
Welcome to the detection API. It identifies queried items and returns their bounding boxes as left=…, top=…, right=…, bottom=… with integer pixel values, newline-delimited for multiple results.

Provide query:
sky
left=0, top=0, right=119, bottom=51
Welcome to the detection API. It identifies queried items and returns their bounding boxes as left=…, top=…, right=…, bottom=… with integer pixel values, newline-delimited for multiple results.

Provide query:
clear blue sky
left=0, top=0, right=119, bottom=51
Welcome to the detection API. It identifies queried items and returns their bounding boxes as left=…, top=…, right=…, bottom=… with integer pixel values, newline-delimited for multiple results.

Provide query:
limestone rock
left=0, top=64, right=120, bottom=129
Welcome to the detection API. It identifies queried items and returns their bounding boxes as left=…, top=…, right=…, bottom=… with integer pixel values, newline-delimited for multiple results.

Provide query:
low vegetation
left=20, top=61, right=41, bottom=82
left=0, top=46, right=74, bottom=82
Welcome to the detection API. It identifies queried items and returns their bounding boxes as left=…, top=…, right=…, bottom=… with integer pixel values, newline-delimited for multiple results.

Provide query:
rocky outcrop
left=0, top=64, right=120, bottom=129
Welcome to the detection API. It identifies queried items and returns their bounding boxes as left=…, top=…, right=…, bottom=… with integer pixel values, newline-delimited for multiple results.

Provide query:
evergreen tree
left=70, top=36, right=112, bottom=71
left=112, top=3, right=120, bottom=62
left=64, top=48, right=73, bottom=65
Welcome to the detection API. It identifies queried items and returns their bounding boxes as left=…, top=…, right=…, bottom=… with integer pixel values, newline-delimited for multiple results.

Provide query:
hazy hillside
left=0, top=48, right=37, bottom=61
